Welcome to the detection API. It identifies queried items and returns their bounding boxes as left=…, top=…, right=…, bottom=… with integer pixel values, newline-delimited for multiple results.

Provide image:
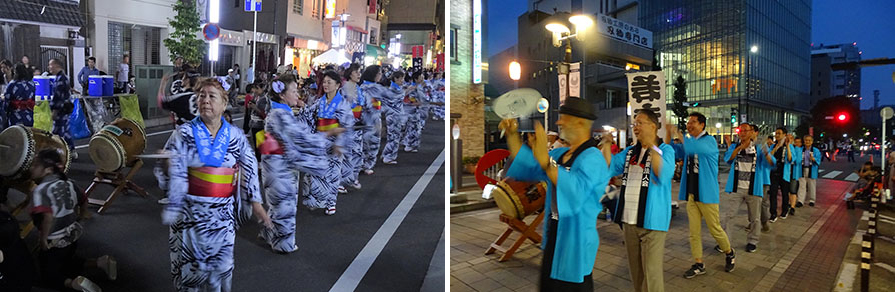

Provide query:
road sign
left=244, top=0, right=261, bottom=11
left=537, top=98, right=549, bottom=113
left=569, top=62, right=580, bottom=97
left=202, top=23, right=221, bottom=41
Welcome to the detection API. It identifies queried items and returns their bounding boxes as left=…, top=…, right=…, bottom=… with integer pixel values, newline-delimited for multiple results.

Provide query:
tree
left=808, top=95, right=861, bottom=139
left=672, top=75, right=688, bottom=131
left=651, top=51, right=662, bottom=71
left=163, top=0, right=206, bottom=67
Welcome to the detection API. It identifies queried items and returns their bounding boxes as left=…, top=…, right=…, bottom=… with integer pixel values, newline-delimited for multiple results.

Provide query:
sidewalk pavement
left=450, top=175, right=862, bottom=292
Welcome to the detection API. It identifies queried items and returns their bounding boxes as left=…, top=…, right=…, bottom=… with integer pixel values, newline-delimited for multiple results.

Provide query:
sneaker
left=325, top=207, right=336, bottom=215
left=809, top=201, right=815, bottom=207
left=796, top=202, right=804, bottom=208
left=158, top=197, right=170, bottom=204
left=364, top=169, right=375, bottom=175
left=403, top=148, right=413, bottom=152
left=73, top=276, right=101, bottom=292
left=683, top=263, right=706, bottom=279
left=351, top=181, right=362, bottom=190
left=383, top=159, right=397, bottom=165
left=411, top=149, right=418, bottom=153
left=725, top=249, right=736, bottom=272
left=337, top=186, right=348, bottom=194
left=789, top=207, right=795, bottom=216
left=746, top=243, right=757, bottom=253
left=769, top=216, right=777, bottom=223
left=71, top=152, right=79, bottom=160
left=779, top=211, right=788, bottom=220
left=761, top=224, right=771, bottom=233
left=714, top=245, right=724, bottom=253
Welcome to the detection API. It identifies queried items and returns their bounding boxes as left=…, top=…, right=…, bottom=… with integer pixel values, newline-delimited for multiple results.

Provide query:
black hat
left=558, top=97, right=597, bottom=120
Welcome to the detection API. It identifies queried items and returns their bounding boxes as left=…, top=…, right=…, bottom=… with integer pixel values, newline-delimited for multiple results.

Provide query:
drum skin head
left=89, top=133, right=126, bottom=172
left=492, top=181, right=526, bottom=219
left=0, top=126, right=33, bottom=177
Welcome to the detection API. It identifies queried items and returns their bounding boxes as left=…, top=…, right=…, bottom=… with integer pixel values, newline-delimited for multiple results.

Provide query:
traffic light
left=691, top=102, right=700, bottom=107
left=730, top=108, right=738, bottom=124
left=836, top=112, right=848, bottom=122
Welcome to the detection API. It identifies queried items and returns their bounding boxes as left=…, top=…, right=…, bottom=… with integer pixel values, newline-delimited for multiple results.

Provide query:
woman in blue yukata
left=402, top=71, right=427, bottom=153
left=258, top=73, right=332, bottom=253
left=340, top=64, right=366, bottom=190
left=160, top=78, right=272, bottom=291
left=357, top=65, right=388, bottom=175
left=381, top=71, right=412, bottom=164
left=302, top=70, right=354, bottom=215
left=3, top=63, right=36, bottom=128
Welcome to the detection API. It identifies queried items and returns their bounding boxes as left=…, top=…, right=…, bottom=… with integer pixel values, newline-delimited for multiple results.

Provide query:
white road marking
left=844, top=173, right=860, bottom=182
left=875, top=263, right=895, bottom=274
left=833, top=263, right=857, bottom=292
left=330, top=150, right=445, bottom=292
left=823, top=170, right=843, bottom=179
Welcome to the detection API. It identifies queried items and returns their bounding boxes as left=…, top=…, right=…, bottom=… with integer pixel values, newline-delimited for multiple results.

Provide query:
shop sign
left=596, top=14, right=652, bottom=49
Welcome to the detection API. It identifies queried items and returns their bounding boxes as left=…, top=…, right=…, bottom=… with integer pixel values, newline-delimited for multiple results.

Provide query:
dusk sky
left=486, top=0, right=895, bottom=110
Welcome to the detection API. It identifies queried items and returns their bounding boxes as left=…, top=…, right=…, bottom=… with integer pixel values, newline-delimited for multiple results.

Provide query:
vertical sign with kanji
left=558, top=74, right=568, bottom=105
left=569, top=62, right=581, bottom=97
left=627, top=71, right=667, bottom=138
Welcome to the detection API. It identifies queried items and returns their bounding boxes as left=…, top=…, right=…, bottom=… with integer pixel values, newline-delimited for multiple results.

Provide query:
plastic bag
left=69, top=97, right=91, bottom=139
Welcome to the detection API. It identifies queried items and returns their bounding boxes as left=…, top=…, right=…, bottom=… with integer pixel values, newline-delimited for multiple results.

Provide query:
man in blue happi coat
left=502, top=97, right=609, bottom=291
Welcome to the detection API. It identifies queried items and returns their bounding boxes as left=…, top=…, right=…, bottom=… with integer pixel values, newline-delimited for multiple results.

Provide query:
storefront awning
left=312, top=49, right=350, bottom=65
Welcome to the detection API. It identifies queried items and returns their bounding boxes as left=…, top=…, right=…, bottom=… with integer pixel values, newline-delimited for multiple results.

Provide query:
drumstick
left=0, top=145, right=9, bottom=149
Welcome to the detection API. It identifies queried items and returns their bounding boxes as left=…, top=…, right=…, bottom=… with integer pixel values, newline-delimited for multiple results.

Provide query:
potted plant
left=462, top=156, right=480, bottom=174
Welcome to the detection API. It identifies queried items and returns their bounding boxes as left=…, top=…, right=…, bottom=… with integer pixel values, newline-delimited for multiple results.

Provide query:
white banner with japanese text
left=569, top=62, right=581, bottom=98
left=558, top=74, right=568, bottom=105
left=627, top=71, right=667, bottom=139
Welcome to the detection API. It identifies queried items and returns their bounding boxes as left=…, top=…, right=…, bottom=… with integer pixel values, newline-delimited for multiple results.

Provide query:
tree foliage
left=672, top=75, right=688, bottom=130
left=163, top=0, right=206, bottom=66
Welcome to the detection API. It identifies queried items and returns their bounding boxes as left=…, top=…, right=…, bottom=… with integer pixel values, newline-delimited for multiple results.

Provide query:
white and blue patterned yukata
left=3, top=80, right=36, bottom=127
left=402, top=82, right=426, bottom=152
left=50, top=72, right=73, bottom=150
left=381, top=82, right=409, bottom=163
left=342, top=82, right=367, bottom=184
left=358, top=81, right=388, bottom=171
left=161, top=118, right=260, bottom=292
left=302, top=92, right=353, bottom=210
left=431, top=78, right=445, bottom=120
left=259, top=101, right=330, bottom=253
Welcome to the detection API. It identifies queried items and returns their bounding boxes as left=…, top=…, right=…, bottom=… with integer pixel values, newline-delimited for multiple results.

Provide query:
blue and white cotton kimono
left=607, top=143, right=676, bottom=231
left=402, top=83, right=426, bottom=152
left=381, top=82, right=408, bottom=163
left=506, top=145, right=610, bottom=283
left=723, top=142, right=775, bottom=196
left=341, top=82, right=366, bottom=185
left=430, top=78, right=445, bottom=120
left=3, top=80, right=35, bottom=127
left=302, top=93, right=354, bottom=209
left=161, top=118, right=260, bottom=292
left=50, top=72, right=73, bottom=150
left=358, top=81, right=387, bottom=170
left=259, top=101, right=330, bottom=253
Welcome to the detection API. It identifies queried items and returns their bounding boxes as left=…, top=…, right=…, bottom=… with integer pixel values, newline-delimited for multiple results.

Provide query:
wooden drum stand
left=85, top=159, right=148, bottom=213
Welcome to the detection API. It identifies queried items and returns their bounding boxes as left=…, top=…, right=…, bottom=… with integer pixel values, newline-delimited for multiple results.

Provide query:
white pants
left=797, top=177, right=817, bottom=203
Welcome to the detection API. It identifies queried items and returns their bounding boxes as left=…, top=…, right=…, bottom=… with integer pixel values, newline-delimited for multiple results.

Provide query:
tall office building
left=811, top=43, right=862, bottom=109
left=640, top=0, right=812, bottom=133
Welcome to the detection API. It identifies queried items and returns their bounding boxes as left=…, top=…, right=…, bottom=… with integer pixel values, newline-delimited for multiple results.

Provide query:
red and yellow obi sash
left=352, top=104, right=362, bottom=119
left=403, top=95, right=418, bottom=104
left=258, top=132, right=284, bottom=155
left=371, top=98, right=381, bottom=110
left=317, top=118, right=339, bottom=132
left=188, top=167, right=237, bottom=197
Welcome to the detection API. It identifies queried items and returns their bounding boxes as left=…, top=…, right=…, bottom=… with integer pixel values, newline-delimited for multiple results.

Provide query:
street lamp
left=545, top=14, right=591, bottom=125
left=742, top=44, right=758, bottom=124
left=509, top=61, right=521, bottom=81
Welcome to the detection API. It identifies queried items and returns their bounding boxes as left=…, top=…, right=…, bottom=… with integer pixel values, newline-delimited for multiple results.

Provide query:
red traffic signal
left=837, top=113, right=848, bottom=122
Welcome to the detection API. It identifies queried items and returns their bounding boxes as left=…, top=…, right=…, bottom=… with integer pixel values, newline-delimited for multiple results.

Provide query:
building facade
left=1, top=0, right=85, bottom=85
left=385, top=0, right=443, bottom=68
left=640, top=0, right=812, bottom=134
left=450, top=0, right=486, bottom=158
left=811, top=43, right=862, bottom=109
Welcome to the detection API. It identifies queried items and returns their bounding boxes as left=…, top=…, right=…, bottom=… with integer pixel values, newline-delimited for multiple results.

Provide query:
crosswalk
left=818, top=169, right=860, bottom=182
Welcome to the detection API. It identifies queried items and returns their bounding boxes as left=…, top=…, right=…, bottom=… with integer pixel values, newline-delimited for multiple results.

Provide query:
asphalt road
left=20, top=115, right=445, bottom=291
